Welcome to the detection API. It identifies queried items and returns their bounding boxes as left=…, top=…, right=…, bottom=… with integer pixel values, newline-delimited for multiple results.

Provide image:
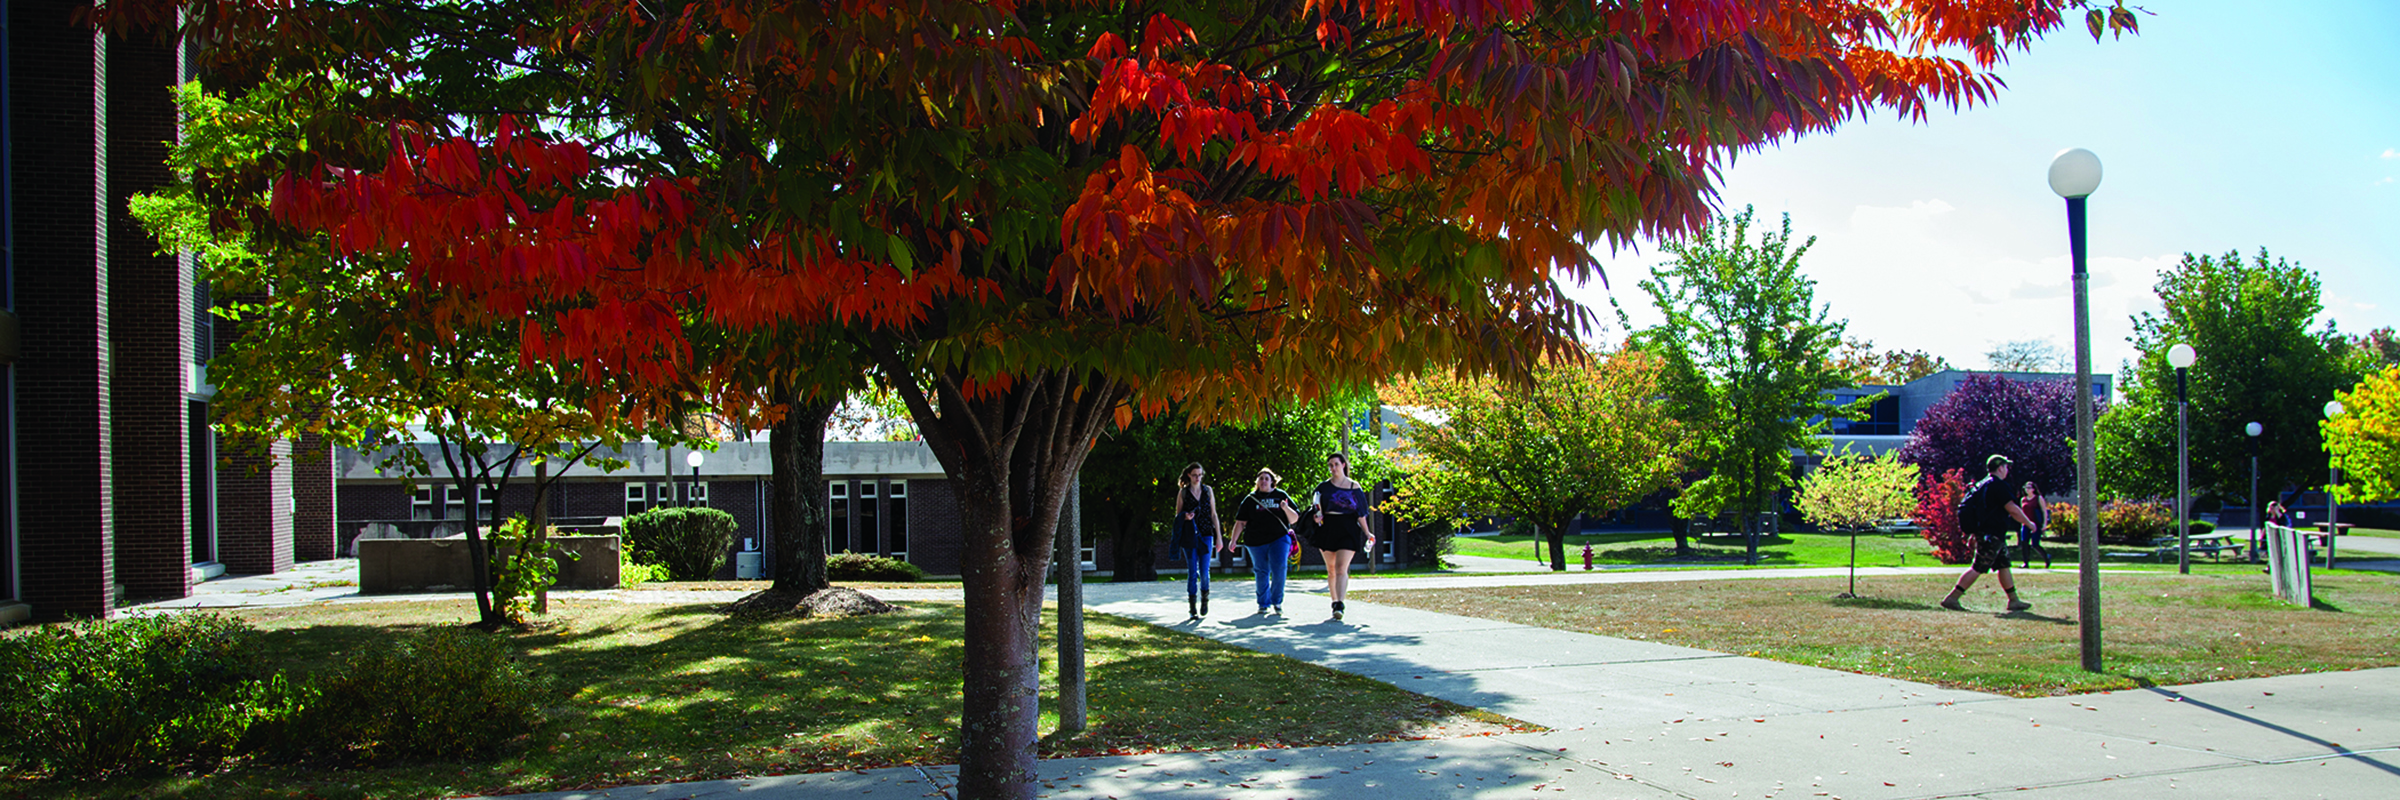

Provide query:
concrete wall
left=357, top=535, right=622, bottom=593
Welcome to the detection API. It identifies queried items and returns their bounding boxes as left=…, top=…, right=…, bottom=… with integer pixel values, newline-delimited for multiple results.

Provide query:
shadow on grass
left=2310, top=597, right=2347, bottom=612
left=1828, top=596, right=1933, bottom=611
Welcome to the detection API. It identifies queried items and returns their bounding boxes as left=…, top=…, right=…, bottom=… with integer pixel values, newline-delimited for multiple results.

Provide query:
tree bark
left=1546, top=517, right=1570, bottom=572
left=769, top=387, right=841, bottom=594
left=874, top=349, right=1121, bottom=800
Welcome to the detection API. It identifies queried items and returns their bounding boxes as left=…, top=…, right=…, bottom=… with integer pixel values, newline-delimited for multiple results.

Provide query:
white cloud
left=2379, top=176, right=2396, bottom=185
left=2384, top=148, right=2400, bottom=159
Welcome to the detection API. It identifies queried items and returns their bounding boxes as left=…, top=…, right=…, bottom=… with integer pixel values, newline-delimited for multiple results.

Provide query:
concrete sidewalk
left=484, top=576, right=2400, bottom=799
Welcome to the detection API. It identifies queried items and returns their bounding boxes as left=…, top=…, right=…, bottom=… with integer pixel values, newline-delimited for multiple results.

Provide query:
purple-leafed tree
left=1898, top=374, right=2095, bottom=499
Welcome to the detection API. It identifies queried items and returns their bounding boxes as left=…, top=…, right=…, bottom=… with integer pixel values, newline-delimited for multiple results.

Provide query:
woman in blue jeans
left=1172, top=462, right=1223, bottom=619
left=1225, top=468, right=1300, bottom=616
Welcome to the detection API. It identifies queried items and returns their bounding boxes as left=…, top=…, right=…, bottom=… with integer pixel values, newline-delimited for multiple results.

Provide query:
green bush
left=2098, top=498, right=2173, bottom=545
left=826, top=552, right=925, bottom=582
left=1404, top=521, right=1455, bottom=565
left=0, top=614, right=261, bottom=775
left=620, top=560, right=672, bottom=586
left=622, top=507, right=737, bottom=581
left=292, top=628, right=542, bottom=763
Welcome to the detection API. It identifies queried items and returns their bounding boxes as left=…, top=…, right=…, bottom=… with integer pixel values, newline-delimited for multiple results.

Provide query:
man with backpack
left=1940, top=454, right=2038, bottom=612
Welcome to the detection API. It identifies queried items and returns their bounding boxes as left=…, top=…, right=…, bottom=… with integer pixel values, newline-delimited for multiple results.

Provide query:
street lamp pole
left=2168, top=343, right=2196, bottom=574
left=2324, top=400, right=2345, bottom=567
left=2246, top=422, right=2262, bottom=563
left=2049, top=148, right=2105, bottom=672
left=686, top=450, right=706, bottom=508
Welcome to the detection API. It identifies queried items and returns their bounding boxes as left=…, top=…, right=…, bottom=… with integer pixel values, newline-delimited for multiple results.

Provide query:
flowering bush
left=2098, top=498, right=2173, bottom=546
left=1914, top=467, right=1972, bottom=564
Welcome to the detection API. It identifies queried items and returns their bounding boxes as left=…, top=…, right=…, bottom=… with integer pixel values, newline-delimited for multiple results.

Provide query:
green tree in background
left=1630, top=208, right=1864, bottom=551
left=1383, top=347, right=1686, bottom=571
left=1080, top=398, right=1384, bottom=582
left=1828, top=337, right=1952, bottom=386
left=2096, top=250, right=2360, bottom=502
left=2325, top=366, right=2400, bottom=504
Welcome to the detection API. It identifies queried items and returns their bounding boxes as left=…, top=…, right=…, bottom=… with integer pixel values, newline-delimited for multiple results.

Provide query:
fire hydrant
left=1582, top=543, right=1595, bottom=571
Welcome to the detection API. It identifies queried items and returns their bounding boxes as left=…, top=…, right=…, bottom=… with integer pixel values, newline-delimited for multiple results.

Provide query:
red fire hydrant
left=1582, top=543, right=1595, bottom=571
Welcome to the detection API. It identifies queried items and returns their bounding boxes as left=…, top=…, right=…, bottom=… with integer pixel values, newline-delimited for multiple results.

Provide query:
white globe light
left=2167, top=343, right=2197, bottom=369
left=2048, top=148, right=2103, bottom=198
left=2246, top=421, right=2263, bottom=437
left=687, top=450, right=706, bottom=468
left=2325, top=400, right=2346, bottom=418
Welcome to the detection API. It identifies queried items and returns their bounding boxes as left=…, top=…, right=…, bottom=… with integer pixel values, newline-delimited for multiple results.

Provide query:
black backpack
left=1956, top=477, right=2010, bottom=535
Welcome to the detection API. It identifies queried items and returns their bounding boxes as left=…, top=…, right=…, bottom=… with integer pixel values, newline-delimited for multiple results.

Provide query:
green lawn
left=1358, top=570, right=2400, bottom=697
left=13, top=599, right=1528, bottom=799
left=1446, top=529, right=2308, bottom=576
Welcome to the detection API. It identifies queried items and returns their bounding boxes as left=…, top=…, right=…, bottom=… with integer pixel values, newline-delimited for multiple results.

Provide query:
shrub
left=2098, top=498, right=2172, bottom=545
left=826, top=552, right=925, bottom=582
left=490, top=515, right=569, bottom=622
left=0, top=614, right=260, bottom=775
left=2046, top=500, right=2079, bottom=541
left=293, top=628, right=542, bottom=762
left=620, top=560, right=671, bottom=586
left=1913, top=467, right=1972, bottom=564
left=1405, top=521, right=1456, bottom=565
left=622, top=507, right=737, bottom=581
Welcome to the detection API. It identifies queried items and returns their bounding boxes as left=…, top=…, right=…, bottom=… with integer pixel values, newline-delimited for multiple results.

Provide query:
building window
left=412, top=486, right=437, bottom=521
left=858, top=481, right=881, bottom=556
left=443, top=486, right=469, bottom=520
left=686, top=479, right=709, bottom=507
left=625, top=482, right=649, bottom=516
left=887, top=481, right=908, bottom=562
left=828, top=481, right=850, bottom=553
left=188, top=401, right=215, bottom=564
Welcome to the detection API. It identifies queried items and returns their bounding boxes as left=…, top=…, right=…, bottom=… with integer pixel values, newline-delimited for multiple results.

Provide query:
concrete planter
left=357, top=535, right=622, bottom=594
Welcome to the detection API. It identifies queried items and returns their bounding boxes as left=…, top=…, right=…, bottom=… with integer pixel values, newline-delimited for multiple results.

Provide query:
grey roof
left=336, top=440, right=946, bottom=482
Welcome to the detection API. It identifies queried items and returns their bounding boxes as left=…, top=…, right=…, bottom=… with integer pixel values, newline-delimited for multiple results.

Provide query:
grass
left=1444, top=530, right=2300, bottom=575
left=14, top=600, right=1528, bottom=799
left=1356, top=570, right=2400, bottom=697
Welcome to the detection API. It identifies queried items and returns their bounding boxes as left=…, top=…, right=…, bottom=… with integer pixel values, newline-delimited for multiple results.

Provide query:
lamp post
left=2324, top=400, right=2345, bottom=567
left=2049, top=147, right=2105, bottom=672
left=2246, top=422, right=2262, bottom=563
left=686, top=450, right=706, bottom=508
left=2168, top=343, right=2196, bottom=574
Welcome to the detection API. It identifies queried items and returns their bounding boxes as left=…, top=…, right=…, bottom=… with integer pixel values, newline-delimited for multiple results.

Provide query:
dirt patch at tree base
left=723, top=587, right=898, bottom=619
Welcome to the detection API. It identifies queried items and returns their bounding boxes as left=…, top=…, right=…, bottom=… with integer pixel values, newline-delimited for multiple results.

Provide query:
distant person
left=2017, top=481, right=2051, bottom=569
left=1940, top=455, right=2037, bottom=612
left=1309, top=452, right=1377, bottom=621
left=2257, top=500, right=2291, bottom=561
left=1172, top=462, right=1222, bottom=619
left=1225, top=468, right=1300, bottom=616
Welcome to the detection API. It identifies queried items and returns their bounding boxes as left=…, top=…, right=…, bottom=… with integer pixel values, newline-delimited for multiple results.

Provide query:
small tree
left=1384, top=347, right=1687, bottom=571
left=1984, top=338, right=2067, bottom=372
left=1796, top=448, right=1918, bottom=596
left=2326, top=366, right=2400, bottom=503
left=1796, top=449, right=1920, bottom=532
left=1828, top=338, right=1952, bottom=385
left=1914, top=468, right=1973, bottom=564
left=1898, top=374, right=2084, bottom=501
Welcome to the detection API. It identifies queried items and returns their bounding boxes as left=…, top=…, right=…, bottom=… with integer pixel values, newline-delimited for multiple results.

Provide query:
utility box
left=735, top=551, right=763, bottom=580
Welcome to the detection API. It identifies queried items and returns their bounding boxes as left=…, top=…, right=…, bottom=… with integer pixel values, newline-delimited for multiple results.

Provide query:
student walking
left=1940, top=454, right=2038, bottom=612
left=1225, top=468, right=1300, bottom=616
left=1308, top=452, right=1376, bottom=621
left=2017, top=481, right=2051, bottom=569
left=1172, top=462, right=1222, bottom=619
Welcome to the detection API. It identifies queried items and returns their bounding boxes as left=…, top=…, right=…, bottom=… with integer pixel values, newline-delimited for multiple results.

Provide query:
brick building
left=2, top=3, right=333, bottom=624
left=333, top=440, right=1097, bottom=579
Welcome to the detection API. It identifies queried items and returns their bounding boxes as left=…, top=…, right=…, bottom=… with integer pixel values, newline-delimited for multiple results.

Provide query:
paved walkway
left=471, top=573, right=2400, bottom=800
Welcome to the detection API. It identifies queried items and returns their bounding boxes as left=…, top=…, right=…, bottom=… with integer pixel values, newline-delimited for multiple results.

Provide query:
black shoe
left=1188, top=595, right=1198, bottom=619
left=1200, top=591, right=1209, bottom=616
left=1332, top=600, right=1345, bottom=621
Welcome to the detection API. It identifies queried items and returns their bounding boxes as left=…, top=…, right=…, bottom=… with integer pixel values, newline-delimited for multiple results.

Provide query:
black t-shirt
left=1236, top=490, right=1296, bottom=546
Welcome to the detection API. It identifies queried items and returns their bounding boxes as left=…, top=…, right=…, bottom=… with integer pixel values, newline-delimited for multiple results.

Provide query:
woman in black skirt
left=1308, top=452, right=1376, bottom=620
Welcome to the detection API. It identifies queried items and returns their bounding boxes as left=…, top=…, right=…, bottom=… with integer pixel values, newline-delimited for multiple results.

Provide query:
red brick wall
left=216, top=438, right=293, bottom=575
left=290, top=433, right=337, bottom=560
left=12, top=7, right=116, bottom=619
left=105, top=32, right=192, bottom=601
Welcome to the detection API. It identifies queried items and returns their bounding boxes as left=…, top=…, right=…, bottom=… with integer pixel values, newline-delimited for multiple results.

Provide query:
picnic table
left=2310, top=523, right=2353, bottom=567
left=2131, top=532, right=2239, bottom=563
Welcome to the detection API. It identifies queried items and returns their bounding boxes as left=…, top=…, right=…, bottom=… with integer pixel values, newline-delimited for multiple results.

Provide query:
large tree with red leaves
left=111, top=0, right=2137, bottom=794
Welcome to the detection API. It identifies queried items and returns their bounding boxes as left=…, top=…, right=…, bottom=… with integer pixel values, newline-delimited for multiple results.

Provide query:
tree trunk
left=1545, top=520, right=1567, bottom=572
left=875, top=353, right=1121, bottom=800
left=770, top=387, right=841, bottom=594
left=531, top=459, right=550, bottom=615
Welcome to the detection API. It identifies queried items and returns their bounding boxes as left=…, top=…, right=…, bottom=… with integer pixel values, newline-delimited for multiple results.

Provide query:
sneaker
left=1939, top=597, right=1965, bottom=611
left=1272, top=605, right=1282, bottom=616
left=2006, top=599, right=2032, bottom=612
left=1258, top=607, right=1271, bottom=616
left=1332, top=600, right=1346, bottom=621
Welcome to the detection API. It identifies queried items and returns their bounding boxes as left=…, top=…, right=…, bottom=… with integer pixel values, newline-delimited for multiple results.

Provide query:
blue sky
left=1571, top=0, right=2400, bottom=375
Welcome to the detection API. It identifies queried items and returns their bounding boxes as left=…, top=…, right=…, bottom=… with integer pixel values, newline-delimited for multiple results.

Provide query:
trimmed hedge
left=623, top=507, right=738, bottom=581
left=826, top=552, right=925, bottom=582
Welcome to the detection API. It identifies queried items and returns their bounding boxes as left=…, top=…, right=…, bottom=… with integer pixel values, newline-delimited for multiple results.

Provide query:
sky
left=1565, top=0, right=2400, bottom=376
